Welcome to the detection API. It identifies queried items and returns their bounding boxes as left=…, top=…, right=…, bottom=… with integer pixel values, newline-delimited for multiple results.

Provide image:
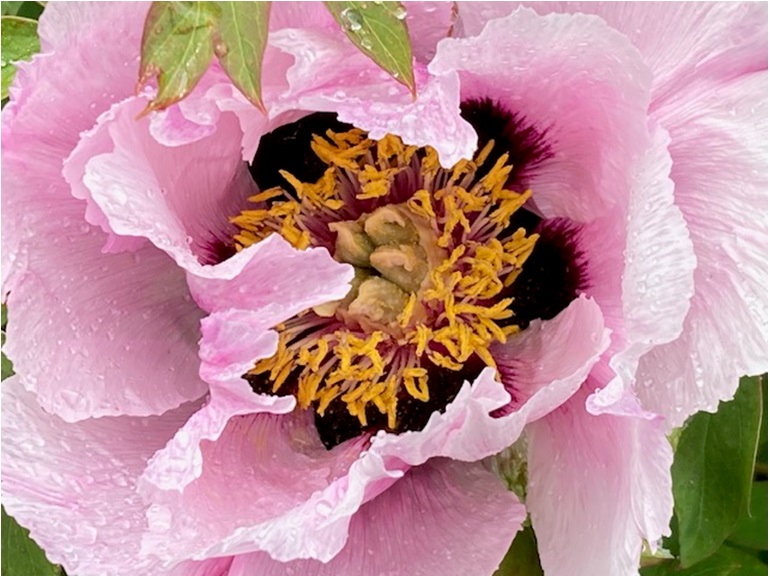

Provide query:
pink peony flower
left=2, top=2, right=766, bottom=576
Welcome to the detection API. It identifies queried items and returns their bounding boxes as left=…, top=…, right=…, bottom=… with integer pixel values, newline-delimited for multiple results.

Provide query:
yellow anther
left=402, top=367, right=429, bottom=401
left=427, top=350, right=463, bottom=371
left=311, top=134, right=371, bottom=169
left=406, top=189, right=436, bottom=219
left=317, top=385, right=341, bottom=415
left=249, top=187, right=285, bottom=203
left=411, top=324, right=432, bottom=356
left=438, top=195, right=471, bottom=248
left=474, top=139, right=496, bottom=167
left=398, top=292, right=417, bottom=328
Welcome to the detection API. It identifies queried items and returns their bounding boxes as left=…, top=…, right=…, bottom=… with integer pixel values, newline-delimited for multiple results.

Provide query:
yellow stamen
left=234, top=128, right=540, bottom=431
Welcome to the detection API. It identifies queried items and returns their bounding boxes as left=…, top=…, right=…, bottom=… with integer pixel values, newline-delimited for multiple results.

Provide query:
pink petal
left=521, top=3, right=768, bottom=107
left=142, top=237, right=353, bottom=492
left=185, top=234, right=354, bottom=314
left=269, top=27, right=477, bottom=167
left=1, top=376, right=199, bottom=576
left=2, top=4, right=210, bottom=422
left=2, top=2, right=146, bottom=292
left=227, top=460, right=525, bottom=576
left=584, top=125, right=696, bottom=413
left=374, top=296, right=610, bottom=466
left=495, top=295, right=612, bottom=415
left=637, top=72, right=768, bottom=426
left=64, top=95, right=255, bottom=269
left=527, top=382, right=673, bottom=576
left=143, top=296, right=604, bottom=568
left=405, top=2, right=458, bottom=64
left=170, top=558, right=233, bottom=576
left=430, top=7, right=652, bottom=222
left=3, top=237, right=207, bottom=421
left=140, top=411, right=374, bottom=568
left=148, top=64, right=277, bottom=161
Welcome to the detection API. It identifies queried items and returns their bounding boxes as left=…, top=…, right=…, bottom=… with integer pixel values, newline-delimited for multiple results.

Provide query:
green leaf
left=494, top=526, right=544, bottom=576
left=214, top=1, right=270, bottom=112
left=1, top=15, right=40, bottom=99
left=672, top=376, right=763, bottom=566
left=324, top=1, right=415, bottom=96
left=1, top=303, right=11, bottom=380
left=640, top=545, right=767, bottom=576
left=756, top=375, right=767, bottom=468
left=1, top=507, right=61, bottom=576
left=1, top=351, right=13, bottom=380
left=1, top=2, right=24, bottom=15
left=138, top=1, right=218, bottom=114
left=728, top=481, right=768, bottom=551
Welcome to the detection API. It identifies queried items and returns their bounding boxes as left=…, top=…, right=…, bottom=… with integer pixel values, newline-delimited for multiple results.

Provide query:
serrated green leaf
left=672, top=376, right=763, bottom=567
left=324, top=1, right=415, bottom=96
left=214, top=1, right=270, bottom=112
left=640, top=545, right=767, bottom=576
left=1, top=507, right=61, bottom=576
left=728, top=481, right=768, bottom=551
left=1, top=15, right=40, bottom=99
left=138, top=1, right=218, bottom=114
left=494, top=526, right=544, bottom=576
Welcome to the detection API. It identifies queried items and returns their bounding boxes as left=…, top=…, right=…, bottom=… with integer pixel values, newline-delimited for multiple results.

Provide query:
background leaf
left=1, top=15, right=40, bottom=99
left=138, top=1, right=218, bottom=113
left=641, top=545, right=767, bottom=576
left=2, top=507, right=61, bottom=576
left=324, top=1, right=415, bottom=95
left=671, top=376, right=763, bottom=566
left=494, top=526, right=544, bottom=576
left=727, top=480, right=767, bottom=551
left=214, top=1, right=270, bottom=111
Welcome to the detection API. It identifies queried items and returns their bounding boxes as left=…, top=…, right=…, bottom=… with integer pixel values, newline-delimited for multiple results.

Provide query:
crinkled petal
left=527, top=383, right=673, bottom=576
left=430, top=7, right=652, bottom=222
left=1, top=376, right=198, bottom=576
left=185, top=233, right=354, bottom=314
left=374, top=296, right=610, bottom=466
left=141, top=411, right=372, bottom=568
left=586, top=125, right=696, bottom=413
left=148, top=62, right=278, bottom=161
left=142, top=234, right=353, bottom=492
left=143, top=296, right=605, bottom=568
left=64, top=95, right=255, bottom=269
left=2, top=2, right=146, bottom=291
left=227, top=459, right=524, bottom=576
left=637, top=72, right=768, bottom=426
left=3, top=29, right=209, bottom=422
left=269, top=27, right=477, bottom=167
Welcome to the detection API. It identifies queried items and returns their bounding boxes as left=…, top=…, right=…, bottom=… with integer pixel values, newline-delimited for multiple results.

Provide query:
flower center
left=232, top=126, right=539, bottom=447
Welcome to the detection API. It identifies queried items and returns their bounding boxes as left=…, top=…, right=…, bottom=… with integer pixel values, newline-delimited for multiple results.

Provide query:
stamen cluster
left=232, top=128, right=538, bottom=434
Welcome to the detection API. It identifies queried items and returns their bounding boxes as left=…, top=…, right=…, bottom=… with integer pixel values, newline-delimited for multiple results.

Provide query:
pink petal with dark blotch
left=430, top=6, right=652, bottom=222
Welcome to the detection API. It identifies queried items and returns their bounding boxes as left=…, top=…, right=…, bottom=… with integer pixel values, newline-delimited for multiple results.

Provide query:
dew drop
left=392, top=5, right=407, bottom=19
left=341, top=8, right=363, bottom=31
